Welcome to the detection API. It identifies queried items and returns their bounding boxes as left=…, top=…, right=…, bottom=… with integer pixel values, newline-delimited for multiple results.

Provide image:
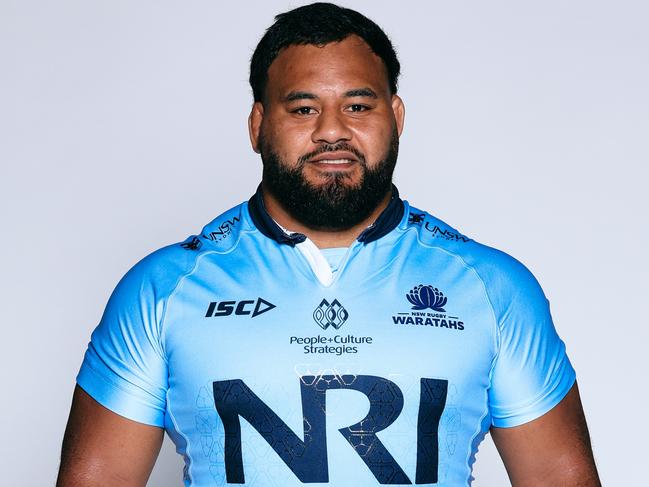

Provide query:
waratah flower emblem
left=406, top=285, right=447, bottom=312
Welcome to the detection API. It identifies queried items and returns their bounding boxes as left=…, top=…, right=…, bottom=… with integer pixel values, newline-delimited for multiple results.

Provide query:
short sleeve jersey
left=77, top=187, right=575, bottom=486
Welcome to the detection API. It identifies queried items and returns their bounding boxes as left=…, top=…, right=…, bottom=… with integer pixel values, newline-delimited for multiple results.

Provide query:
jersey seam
left=492, top=373, right=576, bottom=427
left=157, top=228, right=253, bottom=486
left=490, top=335, right=575, bottom=424
left=81, top=358, right=160, bottom=401
left=158, top=230, right=254, bottom=355
left=166, top=388, right=193, bottom=486
left=404, top=225, right=502, bottom=348
left=402, top=224, right=503, bottom=483
left=78, top=360, right=166, bottom=424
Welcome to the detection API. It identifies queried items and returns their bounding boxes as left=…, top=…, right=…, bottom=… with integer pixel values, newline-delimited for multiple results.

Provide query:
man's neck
left=262, top=190, right=392, bottom=249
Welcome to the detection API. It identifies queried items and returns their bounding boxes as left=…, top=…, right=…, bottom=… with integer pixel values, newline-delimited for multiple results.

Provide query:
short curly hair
left=250, top=2, right=400, bottom=103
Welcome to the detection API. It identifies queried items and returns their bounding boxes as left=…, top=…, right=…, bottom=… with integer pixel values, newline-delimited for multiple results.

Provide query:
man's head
left=248, top=3, right=405, bottom=231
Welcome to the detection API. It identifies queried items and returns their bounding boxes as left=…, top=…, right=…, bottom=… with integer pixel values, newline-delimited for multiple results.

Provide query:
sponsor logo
left=393, top=285, right=465, bottom=331
left=212, top=374, right=448, bottom=484
left=180, top=236, right=201, bottom=250
left=289, top=334, right=373, bottom=355
left=203, top=216, right=240, bottom=242
left=313, top=298, right=348, bottom=330
left=296, top=299, right=370, bottom=354
left=423, top=222, right=470, bottom=243
left=408, top=212, right=426, bottom=226
left=205, top=298, right=275, bottom=318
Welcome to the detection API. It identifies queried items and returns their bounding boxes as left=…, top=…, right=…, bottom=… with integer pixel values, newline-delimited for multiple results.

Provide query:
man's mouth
left=313, top=158, right=354, bottom=164
left=308, top=151, right=359, bottom=166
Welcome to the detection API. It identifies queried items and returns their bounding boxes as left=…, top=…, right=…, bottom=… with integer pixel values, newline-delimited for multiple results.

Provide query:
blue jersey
left=77, top=187, right=575, bottom=486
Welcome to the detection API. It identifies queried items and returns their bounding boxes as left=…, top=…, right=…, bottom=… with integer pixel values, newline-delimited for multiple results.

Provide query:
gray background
left=1, top=0, right=647, bottom=485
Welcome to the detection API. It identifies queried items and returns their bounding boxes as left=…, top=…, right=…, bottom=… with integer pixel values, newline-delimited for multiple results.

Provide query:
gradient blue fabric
left=77, top=195, right=575, bottom=486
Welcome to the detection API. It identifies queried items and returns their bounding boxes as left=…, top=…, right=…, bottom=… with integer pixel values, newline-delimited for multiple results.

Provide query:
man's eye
left=293, top=107, right=315, bottom=115
left=348, top=104, right=369, bottom=112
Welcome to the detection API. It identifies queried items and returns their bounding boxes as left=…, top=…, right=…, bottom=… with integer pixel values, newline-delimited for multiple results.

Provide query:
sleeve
left=488, top=260, right=576, bottom=428
left=76, top=258, right=170, bottom=427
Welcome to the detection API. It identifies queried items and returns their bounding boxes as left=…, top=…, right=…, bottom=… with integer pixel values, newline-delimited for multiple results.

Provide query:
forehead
left=265, top=35, right=390, bottom=98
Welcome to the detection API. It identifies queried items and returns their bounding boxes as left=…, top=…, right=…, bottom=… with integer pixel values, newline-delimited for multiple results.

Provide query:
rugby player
left=57, top=3, right=601, bottom=486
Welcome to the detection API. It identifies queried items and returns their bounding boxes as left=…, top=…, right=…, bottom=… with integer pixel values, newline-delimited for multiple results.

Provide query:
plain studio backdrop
left=1, top=1, right=647, bottom=485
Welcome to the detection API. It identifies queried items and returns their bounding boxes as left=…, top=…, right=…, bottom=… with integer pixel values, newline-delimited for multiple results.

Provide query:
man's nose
left=311, top=109, right=352, bottom=144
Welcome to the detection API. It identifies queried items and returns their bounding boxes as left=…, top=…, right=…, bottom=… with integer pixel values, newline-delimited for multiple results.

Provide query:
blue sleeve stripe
left=77, top=363, right=166, bottom=428
left=490, top=364, right=576, bottom=428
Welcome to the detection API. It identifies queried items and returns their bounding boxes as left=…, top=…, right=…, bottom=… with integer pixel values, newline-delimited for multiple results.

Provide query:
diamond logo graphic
left=313, top=299, right=349, bottom=330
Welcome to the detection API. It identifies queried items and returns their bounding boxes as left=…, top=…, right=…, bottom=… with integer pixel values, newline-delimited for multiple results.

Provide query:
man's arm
left=57, top=385, right=164, bottom=487
left=490, top=382, right=600, bottom=487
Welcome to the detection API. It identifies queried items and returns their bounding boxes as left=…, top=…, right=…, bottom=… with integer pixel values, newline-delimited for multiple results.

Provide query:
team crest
left=393, top=285, right=464, bottom=331
left=407, top=285, right=447, bottom=312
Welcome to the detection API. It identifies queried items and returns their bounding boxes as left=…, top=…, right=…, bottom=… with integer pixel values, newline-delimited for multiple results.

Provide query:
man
left=57, top=3, right=600, bottom=486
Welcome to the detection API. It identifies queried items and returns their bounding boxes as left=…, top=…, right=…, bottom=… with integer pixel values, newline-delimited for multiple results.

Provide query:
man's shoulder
left=403, top=203, right=544, bottom=301
left=117, top=201, right=251, bottom=295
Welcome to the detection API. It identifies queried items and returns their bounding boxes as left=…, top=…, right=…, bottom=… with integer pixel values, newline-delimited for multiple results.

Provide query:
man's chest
left=159, top=253, right=498, bottom=485
left=163, top=250, right=496, bottom=384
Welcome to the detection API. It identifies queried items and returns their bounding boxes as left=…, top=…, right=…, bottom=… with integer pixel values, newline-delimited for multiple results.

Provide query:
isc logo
left=213, top=374, right=448, bottom=484
left=204, top=298, right=276, bottom=318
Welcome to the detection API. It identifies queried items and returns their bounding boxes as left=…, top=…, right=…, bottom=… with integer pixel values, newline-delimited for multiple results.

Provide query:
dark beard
left=260, top=130, right=399, bottom=231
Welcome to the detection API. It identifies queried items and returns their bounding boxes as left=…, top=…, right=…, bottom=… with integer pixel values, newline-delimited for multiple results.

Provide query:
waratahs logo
left=393, top=285, right=464, bottom=331
left=407, top=285, right=447, bottom=312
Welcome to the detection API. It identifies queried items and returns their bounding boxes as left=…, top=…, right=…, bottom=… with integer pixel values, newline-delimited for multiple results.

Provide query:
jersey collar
left=247, top=184, right=405, bottom=247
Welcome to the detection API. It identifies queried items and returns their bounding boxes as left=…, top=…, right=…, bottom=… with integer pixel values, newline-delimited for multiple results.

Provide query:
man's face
left=249, top=35, right=405, bottom=230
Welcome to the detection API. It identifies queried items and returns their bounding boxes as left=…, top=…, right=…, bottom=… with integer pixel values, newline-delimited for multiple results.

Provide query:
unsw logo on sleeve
left=392, top=285, right=465, bottom=331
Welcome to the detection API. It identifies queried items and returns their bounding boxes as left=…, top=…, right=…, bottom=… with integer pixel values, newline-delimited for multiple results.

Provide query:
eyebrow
left=282, top=87, right=378, bottom=102
left=344, top=87, right=378, bottom=99
left=283, top=91, right=318, bottom=102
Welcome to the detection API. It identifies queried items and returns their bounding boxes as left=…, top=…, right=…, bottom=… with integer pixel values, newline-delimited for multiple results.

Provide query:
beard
left=260, top=129, right=399, bottom=231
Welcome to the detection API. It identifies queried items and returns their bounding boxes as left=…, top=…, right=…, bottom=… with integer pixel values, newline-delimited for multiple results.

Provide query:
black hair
left=249, top=2, right=400, bottom=103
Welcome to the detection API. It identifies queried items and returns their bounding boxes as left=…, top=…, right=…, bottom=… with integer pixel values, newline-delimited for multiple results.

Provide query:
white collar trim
left=275, top=222, right=335, bottom=287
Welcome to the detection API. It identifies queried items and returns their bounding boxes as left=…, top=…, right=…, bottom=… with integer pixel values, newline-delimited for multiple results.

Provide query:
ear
left=248, top=102, right=264, bottom=153
left=391, top=94, right=405, bottom=137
